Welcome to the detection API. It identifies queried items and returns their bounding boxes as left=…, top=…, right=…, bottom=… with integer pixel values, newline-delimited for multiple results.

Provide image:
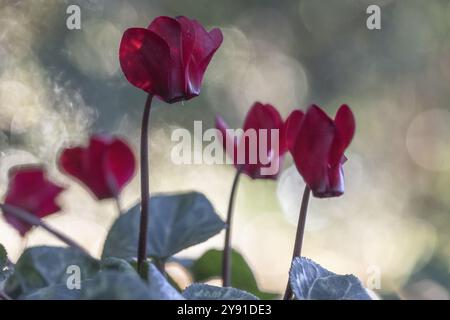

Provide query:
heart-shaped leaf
left=189, top=249, right=278, bottom=299
left=102, top=192, right=225, bottom=260
left=23, top=261, right=184, bottom=300
left=22, top=283, right=81, bottom=300
left=183, top=283, right=258, bottom=300
left=80, top=271, right=155, bottom=300
left=101, top=257, right=137, bottom=274
left=146, top=262, right=184, bottom=300
left=4, top=246, right=100, bottom=299
left=0, top=244, right=13, bottom=285
left=289, top=257, right=371, bottom=300
left=0, top=244, right=6, bottom=269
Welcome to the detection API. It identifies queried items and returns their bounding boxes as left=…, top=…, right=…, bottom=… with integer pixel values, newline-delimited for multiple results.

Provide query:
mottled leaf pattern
left=102, top=192, right=225, bottom=259
left=183, top=283, right=258, bottom=300
left=289, top=257, right=371, bottom=300
left=4, top=246, right=100, bottom=298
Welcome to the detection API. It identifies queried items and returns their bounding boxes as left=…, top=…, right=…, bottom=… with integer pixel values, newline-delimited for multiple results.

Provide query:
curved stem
left=114, top=196, right=122, bottom=216
left=137, top=94, right=153, bottom=276
left=154, top=259, right=166, bottom=277
left=283, top=186, right=311, bottom=300
left=0, top=204, right=89, bottom=255
left=0, top=290, right=12, bottom=300
left=222, top=167, right=243, bottom=287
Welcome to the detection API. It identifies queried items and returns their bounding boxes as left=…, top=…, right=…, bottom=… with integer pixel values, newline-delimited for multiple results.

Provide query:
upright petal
left=185, top=20, right=223, bottom=97
left=59, top=135, right=136, bottom=200
left=104, top=139, right=136, bottom=196
left=284, top=109, right=304, bottom=153
left=148, top=17, right=185, bottom=101
left=84, top=136, right=112, bottom=199
left=334, top=104, right=355, bottom=150
left=59, top=147, right=85, bottom=183
left=215, top=115, right=238, bottom=165
left=292, top=105, right=336, bottom=195
left=239, top=102, right=285, bottom=178
left=119, top=28, right=171, bottom=99
left=176, top=16, right=196, bottom=68
left=329, top=104, right=355, bottom=167
left=2, top=166, right=64, bottom=236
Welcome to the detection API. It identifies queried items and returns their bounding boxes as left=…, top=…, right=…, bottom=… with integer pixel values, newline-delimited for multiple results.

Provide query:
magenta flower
left=1, top=166, right=65, bottom=236
left=286, top=104, right=355, bottom=198
left=59, top=134, right=136, bottom=200
left=119, top=16, right=223, bottom=103
left=216, top=102, right=288, bottom=179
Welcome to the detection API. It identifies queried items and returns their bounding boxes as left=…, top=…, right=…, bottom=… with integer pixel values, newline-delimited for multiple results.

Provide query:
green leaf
left=190, top=249, right=278, bottom=300
left=79, top=271, right=155, bottom=300
left=183, top=283, right=258, bottom=300
left=4, top=246, right=100, bottom=299
left=0, top=244, right=6, bottom=268
left=146, top=262, right=184, bottom=300
left=289, top=257, right=371, bottom=300
left=1, top=244, right=13, bottom=285
left=101, top=257, right=137, bottom=274
left=22, top=272, right=150, bottom=300
left=22, top=283, right=81, bottom=300
left=23, top=261, right=184, bottom=300
left=102, top=192, right=225, bottom=260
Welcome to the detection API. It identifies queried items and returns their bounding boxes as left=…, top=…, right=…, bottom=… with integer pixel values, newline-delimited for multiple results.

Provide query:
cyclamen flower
left=119, top=16, right=223, bottom=103
left=286, top=104, right=355, bottom=198
left=1, top=166, right=65, bottom=236
left=216, top=102, right=287, bottom=179
left=59, top=134, right=136, bottom=200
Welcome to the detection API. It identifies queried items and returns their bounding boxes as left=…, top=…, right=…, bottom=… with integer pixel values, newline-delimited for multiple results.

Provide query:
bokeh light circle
left=406, top=108, right=450, bottom=172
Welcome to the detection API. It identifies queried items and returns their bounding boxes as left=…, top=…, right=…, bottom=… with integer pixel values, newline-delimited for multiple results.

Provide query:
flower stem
left=0, top=204, right=89, bottom=255
left=137, top=94, right=153, bottom=277
left=154, top=258, right=166, bottom=277
left=283, top=185, right=311, bottom=300
left=222, top=167, right=243, bottom=287
left=114, top=196, right=122, bottom=216
left=0, top=290, right=12, bottom=300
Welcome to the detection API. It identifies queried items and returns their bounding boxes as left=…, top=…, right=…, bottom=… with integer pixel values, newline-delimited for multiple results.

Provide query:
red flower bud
left=286, top=104, right=355, bottom=198
left=2, top=166, right=65, bottom=236
left=216, top=102, right=287, bottom=179
left=59, top=134, right=136, bottom=200
left=119, top=16, right=223, bottom=103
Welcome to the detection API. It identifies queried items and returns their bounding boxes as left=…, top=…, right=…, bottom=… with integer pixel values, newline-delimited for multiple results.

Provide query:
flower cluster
left=1, top=134, right=135, bottom=236
left=0, top=14, right=362, bottom=301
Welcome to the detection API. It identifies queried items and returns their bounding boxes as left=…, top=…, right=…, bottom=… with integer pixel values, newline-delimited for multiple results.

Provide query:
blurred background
left=0, top=0, right=449, bottom=299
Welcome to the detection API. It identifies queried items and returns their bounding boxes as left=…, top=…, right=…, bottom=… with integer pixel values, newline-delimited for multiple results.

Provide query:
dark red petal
left=329, top=104, right=355, bottom=167
left=209, top=28, right=224, bottom=49
left=191, top=20, right=222, bottom=62
left=59, top=135, right=135, bottom=200
left=175, top=16, right=196, bottom=66
left=284, top=109, right=304, bottom=153
left=83, top=136, right=111, bottom=199
left=104, top=138, right=136, bottom=196
left=119, top=27, right=171, bottom=98
left=185, top=21, right=223, bottom=97
left=238, top=102, right=285, bottom=179
left=242, top=102, right=283, bottom=132
left=59, top=147, right=85, bottom=183
left=292, top=105, right=336, bottom=192
left=215, top=115, right=238, bottom=165
left=2, top=166, right=64, bottom=236
left=148, top=17, right=185, bottom=101
left=334, top=104, right=355, bottom=151
left=243, top=103, right=285, bottom=154
left=148, top=16, right=181, bottom=49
